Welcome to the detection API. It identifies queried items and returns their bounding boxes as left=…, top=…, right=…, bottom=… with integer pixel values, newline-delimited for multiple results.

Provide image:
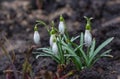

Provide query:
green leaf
left=92, top=37, right=113, bottom=58
left=37, top=47, right=51, bottom=51
left=61, top=37, right=83, bottom=70
left=71, top=35, right=80, bottom=42
left=35, top=47, right=61, bottom=64
left=64, top=54, right=77, bottom=57
left=57, top=40, right=65, bottom=64
left=74, top=44, right=83, bottom=52
left=90, top=49, right=112, bottom=67
left=80, top=48, right=88, bottom=64
left=88, top=37, right=114, bottom=66
left=102, top=55, right=113, bottom=58
left=100, top=49, right=112, bottom=57
left=36, top=20, right=50, bottom=33
left=62, top=44, right=82, bottom=70
left=36, top=20, right=47, bottom=26
left=89, top=39, right=96, bottom=58
left=80, top=32, right=84, bottom=49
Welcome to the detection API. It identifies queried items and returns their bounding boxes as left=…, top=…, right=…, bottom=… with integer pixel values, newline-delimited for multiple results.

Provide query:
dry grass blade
left=0, top=40, right=19, bottom=79
left=3, top=70, right=22, bottom=75
left=3, top=36, right=16, bottom=62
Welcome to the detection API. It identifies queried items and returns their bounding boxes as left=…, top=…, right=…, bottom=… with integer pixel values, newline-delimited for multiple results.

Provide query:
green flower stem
left=36, top=20, right=50, bottom=34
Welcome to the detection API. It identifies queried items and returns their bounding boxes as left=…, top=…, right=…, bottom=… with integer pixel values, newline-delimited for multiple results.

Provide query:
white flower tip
left=34, top=31, right=40, bottom=45
left=84, top=30, right=92, bottom=47
left=52, top=42, right=58, bottom=55
left=49, top=34, right=55, bottom=47
left=58, top=21, right=65, bottom=34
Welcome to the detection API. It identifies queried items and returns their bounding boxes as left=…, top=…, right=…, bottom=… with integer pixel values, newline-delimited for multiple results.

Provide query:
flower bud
left=33, top=26, right=40, bottom=45
left=84, top=30, right=92, bottom=47
left=58, top=15, right=65, bottom=34
left=52, top=42, right=58, bottom=55
left=84, top=16, right=93, bottom=47
left=49, top=34, right=55, bottom=47
left=50, top=26, right=57, bottom=47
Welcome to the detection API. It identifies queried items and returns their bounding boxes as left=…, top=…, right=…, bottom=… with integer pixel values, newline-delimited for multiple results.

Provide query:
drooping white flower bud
left=58, top=15, right=65, bottom=34
left=84, top=16, right=93, bottom=47
left=50, top=25, right=57, bottom=47
left=52, top=42, right=58, bottom=55
left=84, top=30, right=92, bottom=47
left=33, top=26, right=40, bottom=45
left=49, top=34, right=55, bottom=47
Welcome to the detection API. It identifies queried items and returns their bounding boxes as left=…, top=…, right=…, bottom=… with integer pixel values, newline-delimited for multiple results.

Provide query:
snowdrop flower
left=52, top=37, right=58, bottom=55
left=49, top=26, right=57, bottom=47
left=84, top=16, right=93, bottom=47
left=33, top=26, right=40, bottom=45
left=52, top=42, right=58, bottom=55
left=58, top=15, right=65, bottom=34
left=84, top=30, right=92, bottom=47
left=50, top=34, right=55, bottom=47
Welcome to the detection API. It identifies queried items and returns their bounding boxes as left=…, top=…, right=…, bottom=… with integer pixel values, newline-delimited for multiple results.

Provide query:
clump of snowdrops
left=33, top=15, right=114, bottom=70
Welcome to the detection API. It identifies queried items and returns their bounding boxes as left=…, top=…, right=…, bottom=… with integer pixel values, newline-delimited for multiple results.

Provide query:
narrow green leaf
left=80, top=48, right=88, bottom=64
left=89, top=37, right=114, bottom=65
left=37, top=47, right=51, bottom=51
left=57, top=40, right=65, bottom=64
left=94, top=37, right=113, bottom=57
left=64, top=54, right=77, bottom=57
left=35, top=47, right=61, bottom=64
left=71, top=35, right=80, bottom=42
left=89, top=39, right=96, bottom=58
left=80, top=32, right=84, bottom=49
left=63, top=45, right=83, bottom=69
left=100, top=49, right=112, bottom=57
left=74, top=44, right=83, bottom=52
left=102, top=55, right=113, bottom=58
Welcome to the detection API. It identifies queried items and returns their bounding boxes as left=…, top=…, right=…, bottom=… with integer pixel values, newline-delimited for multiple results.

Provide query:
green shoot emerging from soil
left=33, top=16, right=114, bottom=72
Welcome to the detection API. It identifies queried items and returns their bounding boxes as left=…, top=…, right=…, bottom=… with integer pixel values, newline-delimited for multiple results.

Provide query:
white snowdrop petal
left=84, top=30, right=92, bottom=47
left=52, top=42, right=58, bottom=55
left=49, top=34, right=55, bottom=47
left=34, top=31, right=40, bottom=44
left=58, top=21, right=65, bottom=34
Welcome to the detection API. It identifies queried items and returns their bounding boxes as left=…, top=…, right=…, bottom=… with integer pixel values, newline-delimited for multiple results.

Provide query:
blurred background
left=0, top=0, right=120, bottom=79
